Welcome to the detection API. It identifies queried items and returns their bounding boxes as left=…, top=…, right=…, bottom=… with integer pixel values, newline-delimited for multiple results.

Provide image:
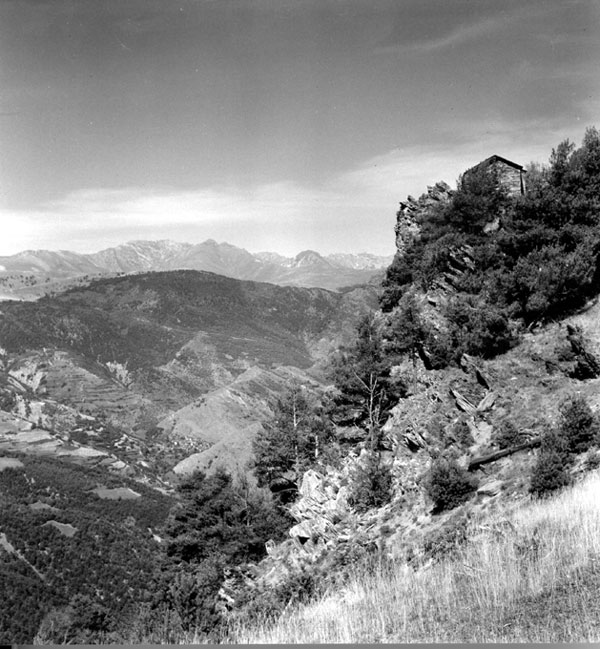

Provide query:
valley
left=0, top=267, right=378, bottom=642
left=0, top=270, right=378, bottom=483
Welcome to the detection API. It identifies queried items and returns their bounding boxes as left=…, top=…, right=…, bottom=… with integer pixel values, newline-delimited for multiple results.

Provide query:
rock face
left=218, top=455, right=388, bottom=613
left=394, top=181, right=453, bottom=254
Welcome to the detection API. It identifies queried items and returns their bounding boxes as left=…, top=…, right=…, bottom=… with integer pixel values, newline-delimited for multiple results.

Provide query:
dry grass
left=229, top=471, right=600, bottom=643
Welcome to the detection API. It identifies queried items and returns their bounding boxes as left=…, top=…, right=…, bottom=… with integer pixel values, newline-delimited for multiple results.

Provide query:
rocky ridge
left=394, top=181, right=453, bottom=254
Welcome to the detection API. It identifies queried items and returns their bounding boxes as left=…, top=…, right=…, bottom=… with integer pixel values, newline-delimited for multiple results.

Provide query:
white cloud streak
left=0, top=121, right=590, bottom=257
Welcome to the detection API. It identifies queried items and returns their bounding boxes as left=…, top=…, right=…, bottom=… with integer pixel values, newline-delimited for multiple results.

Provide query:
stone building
left=463, top=155, right=526, bottom=196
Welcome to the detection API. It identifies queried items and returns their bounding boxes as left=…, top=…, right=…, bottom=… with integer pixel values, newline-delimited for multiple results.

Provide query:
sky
left=0, top=0, right=598, bottom=257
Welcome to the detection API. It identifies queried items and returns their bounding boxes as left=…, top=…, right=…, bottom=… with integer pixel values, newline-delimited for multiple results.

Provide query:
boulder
left=477, top=479, right=503, bottom=497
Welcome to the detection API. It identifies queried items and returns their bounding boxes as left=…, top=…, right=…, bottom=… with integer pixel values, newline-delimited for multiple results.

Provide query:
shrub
left=424, top=459, right=478, bottom=512
left=348, top=452, right=393, bottom=513
left=444, top=296, right=516, bottom=360
left=530, top=448, right=571, bottom=497
left=559, top=394, right=600, bottom=455
left=450, top=418, right=475, bottom=449
left=530, top=427, right=571, bottom=498
left=494, top=419, right=523, bottom=449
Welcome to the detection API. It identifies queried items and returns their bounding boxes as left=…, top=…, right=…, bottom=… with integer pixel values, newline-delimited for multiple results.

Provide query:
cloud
left=375, top=1, right=593, bottom=57
left=0, top=119, right=591, bottom=258
left=374, top=5, right=529, bottom=57
left=382, top=16, right=509, bottom=56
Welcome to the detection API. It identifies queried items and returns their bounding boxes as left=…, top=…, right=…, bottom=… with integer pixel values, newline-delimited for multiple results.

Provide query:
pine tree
left=253, top=382, right=334, bottom=501
left=330, top=311, right=404, bottom=450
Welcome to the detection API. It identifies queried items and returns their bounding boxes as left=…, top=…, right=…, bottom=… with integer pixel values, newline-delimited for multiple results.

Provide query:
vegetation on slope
left=231, top=470, right=600, bottom=643
left=0, top=455, right=173, bottom=644
left=0, top=270, right=374, bottom=370
left=4, top=129, right=600, bottom=644
left=382, top=127, right=600, bottom=363
left=215, top=128, right=600, bottom=642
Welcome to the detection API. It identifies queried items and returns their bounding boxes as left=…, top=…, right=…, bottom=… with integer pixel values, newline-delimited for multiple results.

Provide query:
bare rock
left=451, top=388, right=478, bottom=415
left=467, top=420, right=493, bottom=446
left=460, top=354, right=491, bottom=390
left=298, top=469, right=327, bottom=502
left=477, top=391, right=497, bottom=412
left=477, top=479, right=503, bottom=497
left=402, top=427, right=428, bottom=452
left=395, top=182, right=453, bottom=254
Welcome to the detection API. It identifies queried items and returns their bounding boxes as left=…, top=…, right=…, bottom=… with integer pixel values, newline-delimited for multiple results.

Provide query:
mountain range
left=0, top=239, right=393, bottom=300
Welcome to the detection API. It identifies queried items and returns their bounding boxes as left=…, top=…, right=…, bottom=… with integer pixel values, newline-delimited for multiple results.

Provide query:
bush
left=494, top=419, right=523, bottom=449
left=348, top=452, right=393, bottom=513
left=444, top=296, right=516, bottom=360
left=530, top=450, right=571, bottom=497
left=530, top=427, right=571, bottom=498
left=450, top=418, right=475, bottom=449
left=424, top=459, right=478, bottom=512
left=559, top=395, right=600, bottom=455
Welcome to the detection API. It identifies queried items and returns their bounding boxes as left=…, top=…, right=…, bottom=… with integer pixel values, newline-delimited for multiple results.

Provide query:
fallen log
left=468, top=437, right=541, bottom=471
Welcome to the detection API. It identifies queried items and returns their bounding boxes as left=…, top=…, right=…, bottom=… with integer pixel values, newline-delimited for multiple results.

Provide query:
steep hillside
left=215, top=300, right=600, bottom=638
left=0, top=269, right=378, bottom=642
left=205, top=129, right=600, bottom=644
left=5, top=132, right=600, bottom=645
left=233, top=470, right=600, bottom=643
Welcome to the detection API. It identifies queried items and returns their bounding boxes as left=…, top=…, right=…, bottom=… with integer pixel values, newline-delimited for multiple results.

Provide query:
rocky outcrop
left=217, top=454, right=395, bottom=614
left=395, top=181, right=453, bottom=254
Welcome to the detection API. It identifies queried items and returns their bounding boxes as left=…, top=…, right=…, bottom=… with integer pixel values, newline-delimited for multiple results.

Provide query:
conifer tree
left=253, top=382, right=334, bottom=501
left=330, top=311, right=404, bottom=450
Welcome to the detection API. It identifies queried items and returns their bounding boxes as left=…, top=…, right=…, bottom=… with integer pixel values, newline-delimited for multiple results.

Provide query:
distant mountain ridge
left=0, top=240, right=393, bottom=299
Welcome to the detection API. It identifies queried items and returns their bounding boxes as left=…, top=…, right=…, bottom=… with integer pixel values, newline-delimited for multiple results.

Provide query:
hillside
left=3, top=130, right=600, bottom=644
left=0, top=269, right=377, bottom=642
left=0, top=240, right=393, bottom=300
left=233, top=470, right=600, bottom=642
left=0, top=270, right=377, bottom=480
left=193, top=128, right=600, bottom=644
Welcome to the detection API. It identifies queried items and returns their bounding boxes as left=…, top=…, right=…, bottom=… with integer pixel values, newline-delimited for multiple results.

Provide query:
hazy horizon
left=0, top=236, right=395, bottom=259
left=1, top=0, right=598, bottom=256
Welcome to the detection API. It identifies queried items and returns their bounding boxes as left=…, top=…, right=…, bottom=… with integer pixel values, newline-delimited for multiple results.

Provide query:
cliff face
left=394, top=181, right=453, bottom=254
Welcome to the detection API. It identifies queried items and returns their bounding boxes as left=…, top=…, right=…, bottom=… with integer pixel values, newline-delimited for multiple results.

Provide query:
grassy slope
left=232, top=470, right=600, bottom=643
